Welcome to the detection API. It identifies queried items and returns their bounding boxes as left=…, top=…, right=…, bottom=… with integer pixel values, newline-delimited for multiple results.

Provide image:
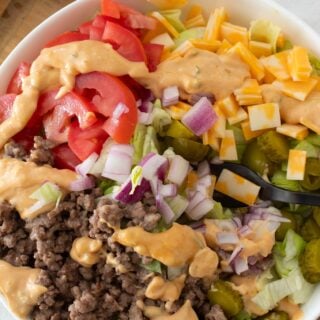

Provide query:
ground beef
left=0, top=142, right=226, bottom=319
left=4, top=140, right=26, bottom=159
left=205, top=305, right=228, bottom=320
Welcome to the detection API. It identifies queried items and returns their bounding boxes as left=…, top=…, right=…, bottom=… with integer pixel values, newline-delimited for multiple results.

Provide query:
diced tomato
left=89, top=26, right=104, bottom=41
left=45, top=31, right=89, bottom=48
left=75, top=72, right=137, bottom=143
left=0, top=94, right=16, bottom=122
left=102, top=21, right=147, bottom=62
left=92, top=15, right=108, bottom=29
left=68, top=119, right=108, bottom=161
left=117, top=3, right=157, bottom=30
left=78, top=20, right=92, bottom=35
left=100, top=0, right=120, bottom=19
left=143, top=43, right=164, bottom=71
left=6, top=62, right=31, bottom=95
left=38, top=89, right=97, bottom=129
left=52, top=143, right=81, bottom=170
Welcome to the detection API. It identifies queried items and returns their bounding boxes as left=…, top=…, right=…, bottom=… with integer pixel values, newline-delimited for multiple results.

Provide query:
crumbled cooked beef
left=0, top=142, right=225, bottom=319
left=28, top=136, right=54, bottom=166
left=4, top=140, right=26, bottom=159
left=205, top=305, right=228, bottom=320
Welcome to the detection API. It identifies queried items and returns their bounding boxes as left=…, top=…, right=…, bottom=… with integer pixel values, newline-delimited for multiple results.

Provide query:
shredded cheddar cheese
left=287, top=149, right=307, bottom=181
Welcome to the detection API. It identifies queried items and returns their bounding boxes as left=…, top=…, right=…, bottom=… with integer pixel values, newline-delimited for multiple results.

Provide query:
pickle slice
left=275, top=211, right=298, bottom=241
left=299, top=238, right=320, bottom=283
left=300, top=218, right=320, bottom=242
left=257, top=131, right=289, bottom=163
left=165, top=120, right=196, bottom=140
left=208, top=280, right=243, bottom=316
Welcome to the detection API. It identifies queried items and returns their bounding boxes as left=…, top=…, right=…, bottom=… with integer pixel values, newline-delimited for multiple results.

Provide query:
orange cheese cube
left=167, top=102, right=191, bottom=120
left=248, top=103, right=281, bottom=131
left=260, top=51, right=290, bottom=80
left=276, top=124, right=309, bottom=140
left=241, top=121, right=266, bottom=141
left=202, top=129, right=221, bottom=151
left=185, top=4, right=203, bottom=20
left=218, top=95, right=239, bottom=117
left=220, top=22, right=248, bottom=45
left=287, top=149, right=307, bottom=180
left=215, top=169, right=261, bottom=205
left=217, top=39, right=232, bottom=55
left=272, top=78, right=318, bottom=101
left=204, top=7, right=227, bottom=41
left=234, top=79, right=264, bottom=106
left=211, top=105, right=226, bottom=138
left=219, top=130, right=238, bottom=161
left=288, top=46, right=312, bottom=81
left=190, top=39, right=221, bottom=52
left=231, top=42, right=265, bottom=80
left=249, top=40, right=272, bottom=58
left=228, top=107, right=248, bottom=125
left=167, top=40, right=194, bottom=60
left=300, top=116, right=320, bottom=135
left=184, top=15, right=206, bottom=28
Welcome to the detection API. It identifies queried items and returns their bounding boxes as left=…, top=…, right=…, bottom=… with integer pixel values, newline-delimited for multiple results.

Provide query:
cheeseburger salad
left=1, top=0, right=320, bottom=319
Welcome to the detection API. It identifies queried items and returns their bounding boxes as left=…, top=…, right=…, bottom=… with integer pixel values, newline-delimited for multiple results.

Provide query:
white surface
left=1, top=0, right=320, bottom=319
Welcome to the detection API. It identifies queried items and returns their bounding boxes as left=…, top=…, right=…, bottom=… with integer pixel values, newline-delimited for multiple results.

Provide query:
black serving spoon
left=210, top=162, right=320, bottom=207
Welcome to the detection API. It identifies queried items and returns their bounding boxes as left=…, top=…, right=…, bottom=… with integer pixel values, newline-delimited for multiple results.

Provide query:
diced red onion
left=162, top=86, right=179, bottom=107
left=186, top=191, right=205, bottom=213
left=112, top=102, right=129, bottom=120
left=189, top=221, right=206, bottom=234
left=89, top=139, right=114, bottom=176
left=228, top=246, right=243, bottom=264
left=216, top=232, right=239, bottom=245
left=197, top=161, right=210, bottom=178
left=140, top=100, right=153, bottom=113
left=136, top=99, right=142, bottom=108
left=189, top=93, right=215, bottom=105
left=167, top=154, right=189, bottom=186
left=141, top=153, right=168, bottom=181
left=233, top=256, right=249, bottom=275
left=102, top=145, right=133, bottom=183
left=182, top=97, right=218, bottom=136
left=114, top=178, right=150, bottom=204
left=70, top=175, right=95, bottom=192
left=197, top=175, right=212, bottom=187
left=156, top=194, right=175, bottom=224
left=138, top=111, right=153, bottom=125
left=248, top=255, right=259, bottom=265
left=196, top=183, right=209, bottom=196
left=159, top=183, right=178, bottom=198
left=214, top=219, right=238, bottom=232
left=232, top=217, right=242, bottom=229
left=76, top=152, right=99, bottom=176
left=238, top=225, right=252, bottom=237
left=187, top=198, right=215, bottom=220
left=140, top=152, right=156, bottom=165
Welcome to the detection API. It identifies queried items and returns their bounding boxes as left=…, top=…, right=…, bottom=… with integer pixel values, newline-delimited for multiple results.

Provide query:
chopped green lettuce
left=166, top=194, right=189, bottom=220
left=305, top=133, right=320, bottom=147
left=152, top=99, right=172, bottom=136
left=161, top=9, right=186, bottom=32
left=294, top=140, right=319, bottom=158
left=206, top=202, right=232, bottom=219
left=30, top=182, right=62, bottom=204
left=271, top=170, right=300, bottom=191
left=174, top=27, right=205, bottom=47
left=129, top=166, right=143, bottom=195
left=142, top=259, right=162, bottom=274
left=309, top=53, right=320, bottom=76
left=143, top=126, right=161, bottom=156
left=249, top=19, right=281, bottom=52
left=99, top=179, right=116, bottom=194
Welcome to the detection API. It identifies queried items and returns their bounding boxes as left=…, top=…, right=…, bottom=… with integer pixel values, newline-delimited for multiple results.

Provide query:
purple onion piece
left=189, top=93, right=215, bottom=105
left=114, top=178, right=150, bottom=204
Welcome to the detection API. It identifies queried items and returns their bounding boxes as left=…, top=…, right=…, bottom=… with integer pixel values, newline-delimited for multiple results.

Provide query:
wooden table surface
left=0, top=0, right=73, bottom=64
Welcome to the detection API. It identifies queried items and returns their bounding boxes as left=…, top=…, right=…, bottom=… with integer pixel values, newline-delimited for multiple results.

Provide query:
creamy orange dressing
left=231, top=275, right=267, bottom=316
left=0, top=260, right=47, bottom=320
left=138, top=48, right=250, bottom=100
left=151, top=300, right=198, bottom=320
left=0, top=158, right=77, bottom=219
left=112, top=223, right=206, bottom=267
left=189, top=247, right=219, bottom=278
left=70, top=236, right=103, bottom=268
left=0, top=40, right=250, bottom=149
left=278, top=298, right=304, bottom=320
left=262, top=84, right=320, bottom=131
left=145, top=274, right=186, bottom=302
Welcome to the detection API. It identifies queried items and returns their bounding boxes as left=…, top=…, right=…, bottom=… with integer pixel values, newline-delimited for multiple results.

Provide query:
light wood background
left=0, top=0, right=73, bottom=64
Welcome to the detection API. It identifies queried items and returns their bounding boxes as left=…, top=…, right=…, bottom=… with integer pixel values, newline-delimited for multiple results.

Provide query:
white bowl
left=1, top=0, right=320, bottom=319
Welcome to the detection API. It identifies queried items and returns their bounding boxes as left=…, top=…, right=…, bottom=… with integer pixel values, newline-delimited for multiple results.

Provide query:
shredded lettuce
left=161, top=9, right=186, bottom=32
left=174, top=27, right=205, bottom=47
left=249, top=19, right=281, bottom=52
left=309, top=53, right=320, bottom=76
left=166, top=194, right=189, bottom=220
left=143, top=126, right=161, bottom=156
left=152, top=99, right=172, bottom=136
left=99, top=179, right=116, bottom=194
left=294, top=140, right=319, bottom=158
left=271, top=170, right=300, bottom=191
left=129, top=166, right=143, bottom=195
left=206, top=201, right=232, bottom=219
left=142, top=259, right=162, bottom=274
left=30, top=182, right=62, bottom=204
left=305, top=133, right=320, bottom=147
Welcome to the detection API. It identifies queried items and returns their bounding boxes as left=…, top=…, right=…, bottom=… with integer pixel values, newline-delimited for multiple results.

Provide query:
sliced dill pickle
left=300, top=159, right=320, bottom=191
left=242, top=140, right=269, bottom=175
left=257, top=131, right=289, bottom=163
left=258, top=311, right=289, bottom=320
left=313, top=207, right=320, bottom=226
left=299, top=238, right=320, bottom=283
left=208, top=280, right=243, bottom=316
left=300, top=218, right=320, bottom=242
left=164, top=137, right=209, bottom=162
left=275, top=211, right=298, bottom=241
left=305, top=158, right=320, bottom=176
left=165, top=120, right=196, bottom=140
